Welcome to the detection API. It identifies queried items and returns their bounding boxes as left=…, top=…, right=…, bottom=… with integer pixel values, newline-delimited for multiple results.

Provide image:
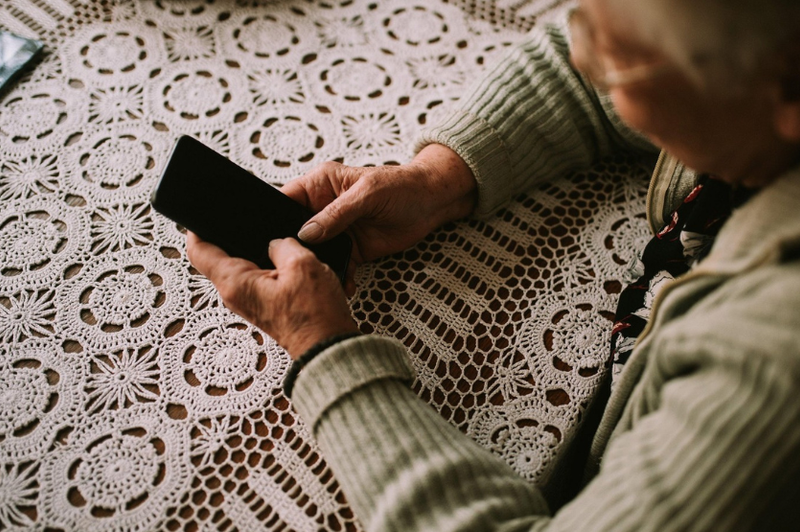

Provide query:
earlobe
left=774, top=100, right=800, bottom=142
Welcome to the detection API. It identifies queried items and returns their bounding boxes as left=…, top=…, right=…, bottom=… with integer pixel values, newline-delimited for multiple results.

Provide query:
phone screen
left=0, top=31, right=44, bottom=91
left=151, top=136, right=351, bottom=282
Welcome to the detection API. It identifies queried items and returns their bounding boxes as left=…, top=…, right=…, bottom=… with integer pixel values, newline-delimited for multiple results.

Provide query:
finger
left=186, top=230, right=200, bottom=251
left=267, top=238, right=318, bottom=272
left=186, top=232, right=263, bottom=297
left=344, top=278, right=356, bottom=298
left=280, top=176, right=313, bottom=208
left=347, top=238, right=365, bottom=269
left=282, top=161, right=342, bottom=209
left=297, top=185, right=366, bottom=244
left=186, top=231, right=232, bottom=279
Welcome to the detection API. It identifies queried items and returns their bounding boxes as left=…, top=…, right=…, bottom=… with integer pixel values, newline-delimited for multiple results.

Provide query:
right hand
left=187, top=232, right=358, bottom=358
left=282, top=144, right=477, bottom=292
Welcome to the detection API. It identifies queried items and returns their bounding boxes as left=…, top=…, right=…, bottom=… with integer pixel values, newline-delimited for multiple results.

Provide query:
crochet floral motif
left=0, top=154, right=61, bottom=200
left=0, top=462, right=38, bottom=528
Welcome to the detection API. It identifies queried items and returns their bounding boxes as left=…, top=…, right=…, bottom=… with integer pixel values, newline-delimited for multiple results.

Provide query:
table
left=0, top=0, right=652, bottom=530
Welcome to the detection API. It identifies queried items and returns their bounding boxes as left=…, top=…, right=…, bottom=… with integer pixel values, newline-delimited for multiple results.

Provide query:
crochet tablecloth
left=0, top=0, right=652, bottom=530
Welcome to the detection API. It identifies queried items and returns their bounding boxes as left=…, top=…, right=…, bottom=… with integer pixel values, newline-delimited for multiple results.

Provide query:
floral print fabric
left=610, top=176, right=755, bottom=384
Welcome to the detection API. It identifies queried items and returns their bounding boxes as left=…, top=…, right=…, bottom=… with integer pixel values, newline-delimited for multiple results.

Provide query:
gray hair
left=607, top=0, right=800, bottom=92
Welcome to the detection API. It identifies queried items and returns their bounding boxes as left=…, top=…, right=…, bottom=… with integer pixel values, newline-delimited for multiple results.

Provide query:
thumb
left=268, top=238, right=316, bottom=270
left=297, top=186, right=364, bottom=243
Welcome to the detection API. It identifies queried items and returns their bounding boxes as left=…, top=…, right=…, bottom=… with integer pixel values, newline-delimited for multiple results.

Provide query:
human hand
left=282, top=143, right=477, bottom=283
left=186, top=231, right=359, bottom=359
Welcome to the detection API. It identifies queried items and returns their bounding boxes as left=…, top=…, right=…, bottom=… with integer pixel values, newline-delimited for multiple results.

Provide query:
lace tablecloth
left=0, top=1, right=652, bottom=530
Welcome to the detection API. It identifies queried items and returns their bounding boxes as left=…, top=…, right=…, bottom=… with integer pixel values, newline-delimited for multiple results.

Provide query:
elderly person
left=187, top=0, right=800, bottom=529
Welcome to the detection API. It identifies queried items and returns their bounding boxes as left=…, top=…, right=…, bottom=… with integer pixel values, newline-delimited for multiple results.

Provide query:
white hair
left=607, top=0, right=800, bottom=92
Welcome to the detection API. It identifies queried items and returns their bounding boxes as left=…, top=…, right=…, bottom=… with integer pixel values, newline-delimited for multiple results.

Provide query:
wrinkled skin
left=186, top=233, right=358, bottom=358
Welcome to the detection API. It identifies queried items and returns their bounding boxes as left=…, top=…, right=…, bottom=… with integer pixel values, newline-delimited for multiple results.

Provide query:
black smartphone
left=151, top=135, right=351, bottom=283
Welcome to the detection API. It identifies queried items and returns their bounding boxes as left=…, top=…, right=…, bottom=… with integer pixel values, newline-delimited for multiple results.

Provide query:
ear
left=773, top=99, right=800, bottom=142
left=773, top=49, right=800, bottom=142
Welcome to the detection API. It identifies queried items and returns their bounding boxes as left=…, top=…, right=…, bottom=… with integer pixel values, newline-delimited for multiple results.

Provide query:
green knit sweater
left=291, top=21, right=800, bottom=532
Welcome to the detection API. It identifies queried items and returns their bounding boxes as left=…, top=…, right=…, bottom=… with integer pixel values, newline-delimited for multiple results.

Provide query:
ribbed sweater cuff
left=415, top=110, right=513, bottom=218
left=292, top=335, right=415, bottom=431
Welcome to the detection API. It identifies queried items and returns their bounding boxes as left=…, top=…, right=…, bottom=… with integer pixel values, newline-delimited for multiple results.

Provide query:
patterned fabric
left=610, top=176, right=755, bottom=383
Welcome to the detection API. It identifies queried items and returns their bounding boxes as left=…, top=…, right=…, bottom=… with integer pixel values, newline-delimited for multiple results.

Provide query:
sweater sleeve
left=292, top=304, right=800, bottom=531
left=415, top=19, right=657, bottom=217
left=292, top=335, right=552, bottom=530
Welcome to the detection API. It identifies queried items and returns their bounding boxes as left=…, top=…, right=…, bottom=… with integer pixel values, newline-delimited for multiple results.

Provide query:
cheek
left=609, top=81, right=714, bottom=155
left=610, top=88, right=669, bottom=144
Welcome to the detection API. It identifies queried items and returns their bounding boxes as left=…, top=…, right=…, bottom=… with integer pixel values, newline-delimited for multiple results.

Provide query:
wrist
left=284, top=321, right=360, bottom=359
left=411, top=143, right=477, bottom=225
left=282, top=331, right=363, bottom=398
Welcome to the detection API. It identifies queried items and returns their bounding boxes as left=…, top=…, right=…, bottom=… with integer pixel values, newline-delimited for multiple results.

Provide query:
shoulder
left=655, top=260, right=800, bottom=378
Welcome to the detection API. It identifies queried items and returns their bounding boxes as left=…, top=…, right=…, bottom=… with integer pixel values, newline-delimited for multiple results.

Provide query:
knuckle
left=318, top=263, right=337, bottom=281
left=357, top=168, right=384, bottom=193
left=283, top=253, right=311, bottom=272
left=341, top=165, right=369, bottom=189
left=301, top=251, right=321, bottom=268
left=320, top=160, right=343, bottom=174
left=282, top=255, right=303, bottom=271
left=362, top=168, right=378, bottom=181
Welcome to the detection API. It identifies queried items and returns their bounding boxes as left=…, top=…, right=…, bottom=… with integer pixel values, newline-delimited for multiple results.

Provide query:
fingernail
left=298, top=221, right=323, bottom=242
left=269, top=239, right=280, bottom=248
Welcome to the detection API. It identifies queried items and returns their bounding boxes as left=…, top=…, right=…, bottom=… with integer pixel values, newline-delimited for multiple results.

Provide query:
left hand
left=186, top=232, right=359, bottom=358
